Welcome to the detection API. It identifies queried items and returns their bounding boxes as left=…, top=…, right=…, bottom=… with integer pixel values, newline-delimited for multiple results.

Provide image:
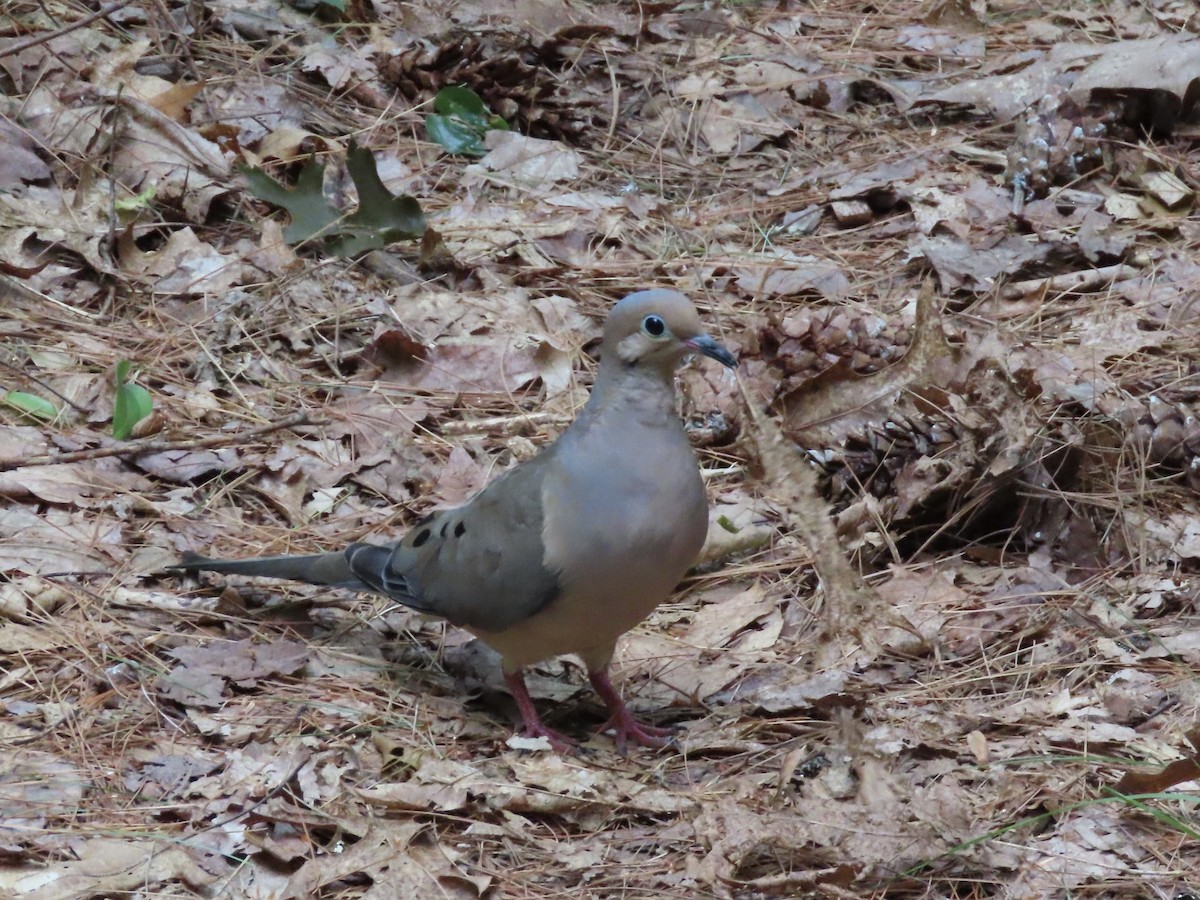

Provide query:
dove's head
left=604, top=289, right=736, bottom=373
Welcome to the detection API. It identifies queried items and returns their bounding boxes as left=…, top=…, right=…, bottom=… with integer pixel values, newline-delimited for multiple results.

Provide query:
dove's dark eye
left=642, top=315, right=666, bottom=338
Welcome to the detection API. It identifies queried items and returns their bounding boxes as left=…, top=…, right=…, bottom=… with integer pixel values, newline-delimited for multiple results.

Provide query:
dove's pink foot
left=589, top=669, right=677, bottom=753
left=504, top=670, right=575, bottom=752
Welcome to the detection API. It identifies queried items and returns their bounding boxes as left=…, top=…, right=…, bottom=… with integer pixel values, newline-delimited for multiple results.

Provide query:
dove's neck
left=582, top=357, right=680, bottom=427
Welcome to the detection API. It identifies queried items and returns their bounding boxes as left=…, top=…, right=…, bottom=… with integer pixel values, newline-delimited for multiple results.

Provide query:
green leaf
left=288, top=0, right=344, bottom=14
left=112, top=361, right=153, bottom=441
left=114, top=185, right=157, bottom=213
left=3, top=390, right=58, bottom=421
left=717, top=515, right=741, bottom=534
left=425, top=86, right=509, bottom=157
left=426, top=114, right=487, bottom=157
left=435, top=85, right=488, bottom=118
left=327, top=141, right=428, bottom=256
left=241, top=158, right=341, bottom=244
left=240, top=144, right=425, bottom=257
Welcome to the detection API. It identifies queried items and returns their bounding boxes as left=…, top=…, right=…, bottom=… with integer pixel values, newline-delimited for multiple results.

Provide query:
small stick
left=439, top=411, right=570, bottom=437
left=0, top=1, right=135, bottom=60
left=998, top=263, right=1141, bottom=300
left=0, top=412, right=315, bottom=471
left=0, top=356, right=89, bottom=412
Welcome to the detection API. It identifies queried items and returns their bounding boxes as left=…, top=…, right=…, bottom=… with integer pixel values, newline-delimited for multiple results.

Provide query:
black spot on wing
left=454, top=521, right=465, bottom=537
left=344, top=543, right=430, bottom=611
left=412, top=528, right=431, bottom=548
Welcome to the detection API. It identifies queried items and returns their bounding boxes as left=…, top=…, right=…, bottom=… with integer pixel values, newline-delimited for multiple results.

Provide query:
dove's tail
left=172, top=550, right=366, bottom=591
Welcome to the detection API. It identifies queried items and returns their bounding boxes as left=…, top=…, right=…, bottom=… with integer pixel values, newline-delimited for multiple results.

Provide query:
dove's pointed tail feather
left=174, top=550, right=365, bottom=590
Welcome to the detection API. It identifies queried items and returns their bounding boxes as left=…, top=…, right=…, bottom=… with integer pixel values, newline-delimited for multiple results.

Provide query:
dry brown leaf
left=468, top=132, right=583, bottom=188
left=5, top=838, right=218, bottom=898
left=1113, top=727, right=1200, bottom=794
left=282, top=819, right=484, bottom=899
left=158, top=638, right=308, bottom=708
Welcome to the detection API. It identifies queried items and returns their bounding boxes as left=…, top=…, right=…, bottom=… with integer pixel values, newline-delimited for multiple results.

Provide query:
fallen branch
left=0, top=412, right=315, bottom=471
left=740, top=287, right=935, bottom=661
left=439, top=410, right=570, bottom=437
left=998, top=261, right=1145, bottom=300
left=0, top=1, right=135, bottom=60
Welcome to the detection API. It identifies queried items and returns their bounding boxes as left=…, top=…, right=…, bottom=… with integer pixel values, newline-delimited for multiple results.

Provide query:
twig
left=0, top=1, right=135, bottom=60
left=439, top=410, right=570, bottom=437
left=0, top=412, right=315, bottom=471
left=0, top=355, right=89, bottom=412
left=998, top=263, right=1142, bottom=300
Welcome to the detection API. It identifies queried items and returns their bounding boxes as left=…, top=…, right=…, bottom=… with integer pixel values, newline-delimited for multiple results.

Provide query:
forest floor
left=2, top=0, right=1200, bottom=897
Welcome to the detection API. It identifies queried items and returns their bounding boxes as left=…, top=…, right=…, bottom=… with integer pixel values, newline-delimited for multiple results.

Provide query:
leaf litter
left=2, top=0, right=1200, bottom=897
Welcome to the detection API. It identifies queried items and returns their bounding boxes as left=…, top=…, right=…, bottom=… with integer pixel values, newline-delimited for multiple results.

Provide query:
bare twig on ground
left=0, top=412, right=315, bottom=470
left=0, top=1, right=136, bottom=59
left=998, top=261, right=1146, bottom=300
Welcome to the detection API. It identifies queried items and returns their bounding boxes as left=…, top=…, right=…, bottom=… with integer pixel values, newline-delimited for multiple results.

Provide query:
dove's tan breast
left=472, top=411, right=707, bottom=671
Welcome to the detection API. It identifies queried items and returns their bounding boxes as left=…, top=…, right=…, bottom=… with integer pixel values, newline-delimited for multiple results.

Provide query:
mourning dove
left=175, top=289, right=736, bottom=751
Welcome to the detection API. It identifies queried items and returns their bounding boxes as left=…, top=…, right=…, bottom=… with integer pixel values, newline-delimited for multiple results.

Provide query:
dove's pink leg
left=504, top=670, right=575, bottom=752
left=589, top=669, right=677, bottom=753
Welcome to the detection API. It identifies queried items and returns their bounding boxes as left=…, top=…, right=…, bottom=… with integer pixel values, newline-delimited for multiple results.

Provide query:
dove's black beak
left=686, top=335, right=737, bottom=369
